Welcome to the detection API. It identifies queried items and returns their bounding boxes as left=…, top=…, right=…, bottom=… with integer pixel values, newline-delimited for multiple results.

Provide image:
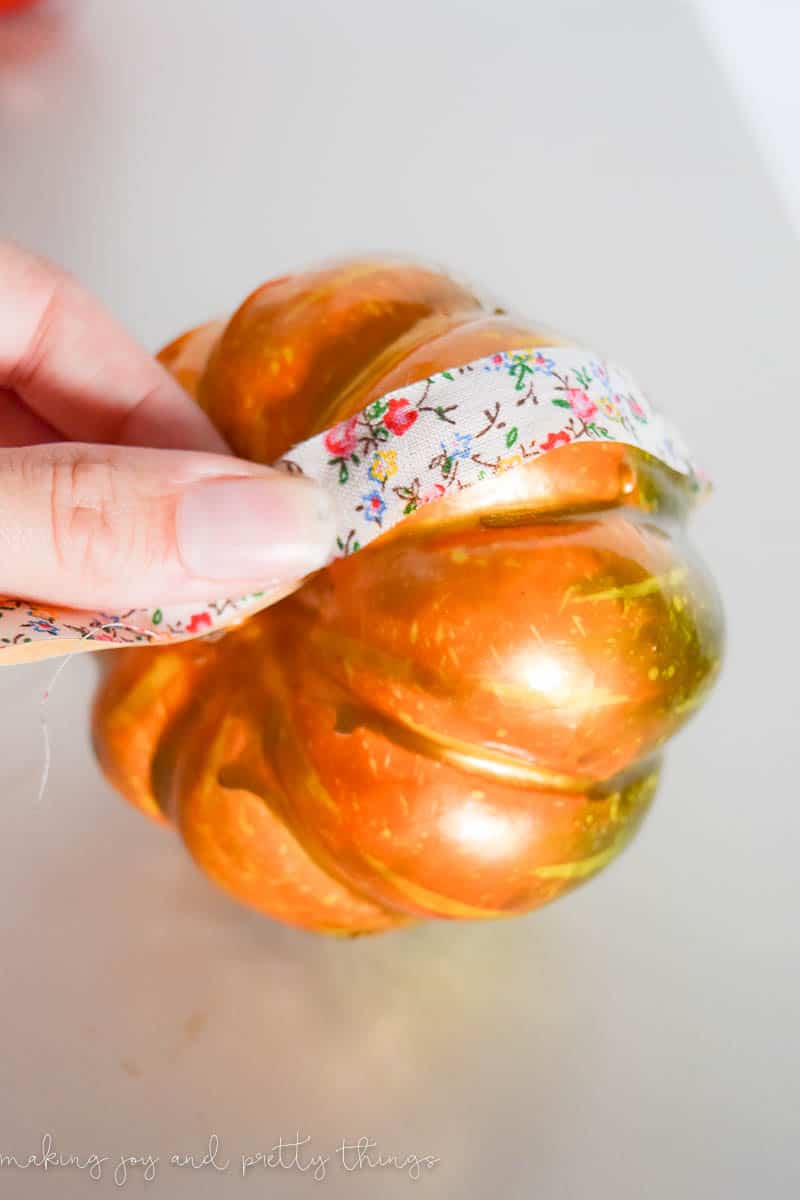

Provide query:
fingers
left=0, top=386, right=60, bottom=446
left=0, top=443, right=336, bottom=611
left=0, top=241, right=228, bottom=454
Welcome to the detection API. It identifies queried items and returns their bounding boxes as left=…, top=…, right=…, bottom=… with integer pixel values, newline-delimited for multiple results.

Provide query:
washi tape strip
left=279, top=345, right=696, bottom=556
left=0, top=345, right=699, bottom=660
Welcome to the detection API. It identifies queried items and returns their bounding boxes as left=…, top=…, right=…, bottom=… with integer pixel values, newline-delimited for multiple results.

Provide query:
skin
left=0, top=243, right=332, bottom=662
left=93, top=258, right=724, bottom=935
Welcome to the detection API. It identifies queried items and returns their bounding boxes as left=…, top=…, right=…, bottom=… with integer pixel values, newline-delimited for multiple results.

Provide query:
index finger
left=0, top=242, right=229, bottom=454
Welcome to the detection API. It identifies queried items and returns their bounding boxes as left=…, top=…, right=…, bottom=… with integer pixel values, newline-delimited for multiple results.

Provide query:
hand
left=0, top=243, right=335, bottom=614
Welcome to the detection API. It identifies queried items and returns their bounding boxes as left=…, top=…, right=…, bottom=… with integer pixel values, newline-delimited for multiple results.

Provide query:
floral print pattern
left=368, top=449, right=398, bottom=485
left=0, top=345, right=699, bottom=658
left=281, top=344, right=699, bottom=556
left=324, top=416, right=359, bottom=458
left=383, top=397, right=418, bottom=436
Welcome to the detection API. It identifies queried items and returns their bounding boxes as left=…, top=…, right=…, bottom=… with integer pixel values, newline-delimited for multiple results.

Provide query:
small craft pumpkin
left=92, top=259, right=722, bottom=935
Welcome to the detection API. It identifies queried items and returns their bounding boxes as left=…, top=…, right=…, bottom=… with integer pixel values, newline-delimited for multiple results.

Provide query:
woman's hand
left=0, top=242, right=335, bottom=613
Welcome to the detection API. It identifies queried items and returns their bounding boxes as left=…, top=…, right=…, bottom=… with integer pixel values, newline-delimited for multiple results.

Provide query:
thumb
left=0, top=443, right=336, bottom=611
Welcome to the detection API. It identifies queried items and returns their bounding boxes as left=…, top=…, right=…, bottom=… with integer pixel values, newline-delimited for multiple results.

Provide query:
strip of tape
left=0, top=345, right=700, bottom=660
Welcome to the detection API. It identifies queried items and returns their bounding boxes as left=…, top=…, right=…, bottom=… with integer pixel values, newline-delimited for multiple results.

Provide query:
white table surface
left=0, top=2, right=798, bottom=1197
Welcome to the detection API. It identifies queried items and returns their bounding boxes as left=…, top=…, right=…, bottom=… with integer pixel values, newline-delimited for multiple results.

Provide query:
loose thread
left=36, top=621, right=160, bottom=805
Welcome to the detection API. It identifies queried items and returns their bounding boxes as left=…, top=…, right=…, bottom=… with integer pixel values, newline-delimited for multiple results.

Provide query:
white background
left=0, top=2, right=798, bottom=1197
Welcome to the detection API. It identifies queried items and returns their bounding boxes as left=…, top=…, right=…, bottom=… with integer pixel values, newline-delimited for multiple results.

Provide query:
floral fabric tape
left=0, top=346, right=700, bottom=662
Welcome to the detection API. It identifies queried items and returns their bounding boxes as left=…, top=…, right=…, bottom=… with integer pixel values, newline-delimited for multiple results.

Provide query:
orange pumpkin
left=92, top=259, right=723, bottom=935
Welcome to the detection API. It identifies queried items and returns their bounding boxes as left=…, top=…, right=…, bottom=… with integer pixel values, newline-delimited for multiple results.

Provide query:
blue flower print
left=361, top=489, right=387, bottom=524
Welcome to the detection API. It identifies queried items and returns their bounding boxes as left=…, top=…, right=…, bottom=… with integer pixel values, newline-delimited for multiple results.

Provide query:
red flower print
left=567, top=388, right=597, bottom=422
left=541, top=431, right=571, bottom=452
left=384, top=398, right=418, bottom=436
left=421, top=482, right=446, bottom=504
left=186, top=612, right=212, bottom=635
left=624, top=393, right=646, bottom=421
left=324, top=416, right=359, bottom=457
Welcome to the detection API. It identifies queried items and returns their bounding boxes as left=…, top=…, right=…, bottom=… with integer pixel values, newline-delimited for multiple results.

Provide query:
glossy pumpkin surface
left=92, top=260, right=723, bottom=934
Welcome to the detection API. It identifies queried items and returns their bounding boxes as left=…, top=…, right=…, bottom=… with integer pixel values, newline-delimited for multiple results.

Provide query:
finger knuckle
left=8, top=270, right=72, bottom=392
left=49, top=455, right=138, bottom=583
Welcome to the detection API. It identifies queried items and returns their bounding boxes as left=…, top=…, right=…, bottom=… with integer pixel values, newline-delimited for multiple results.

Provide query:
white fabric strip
left=0, top=346, right=700, bottom=658
left=278, top=345, right=696, bottom=557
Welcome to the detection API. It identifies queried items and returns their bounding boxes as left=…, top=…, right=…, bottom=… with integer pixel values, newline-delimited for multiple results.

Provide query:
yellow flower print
left=598, top=395, right=621, bottom=420
left=496, top=453, right=523, bottom=474
left=368, top=449, right=398, bottom=485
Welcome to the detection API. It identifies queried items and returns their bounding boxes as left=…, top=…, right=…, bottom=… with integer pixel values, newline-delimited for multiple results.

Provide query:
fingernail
left=176, top=473, right=336, bottom=582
